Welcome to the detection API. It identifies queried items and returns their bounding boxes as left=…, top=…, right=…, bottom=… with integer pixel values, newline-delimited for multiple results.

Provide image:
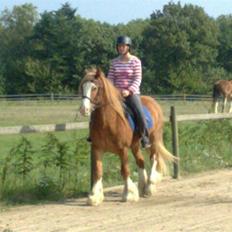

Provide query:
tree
left=142, top=2, right=219, bottom=94
left=216, top=15, right=232, bottom=73
left=0, top=4, right=39, bottom=93
left=28, top=3, right=83, bottom=93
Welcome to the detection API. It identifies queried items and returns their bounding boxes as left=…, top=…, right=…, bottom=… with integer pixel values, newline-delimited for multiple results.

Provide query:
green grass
left=1, top=120, right=231, bottom=205
left=0, top=100, right=87, bottom=126
left=0, top=129, right=88, bottom=154
left=177, top=120, right=232, bottom=174
left=0, top=129, right=153, bottom=205
left=0, top=99, right=231, bottom=205
left=0, top=130, right=90, bottom=205
left=0, top=99, right=213, bottom=126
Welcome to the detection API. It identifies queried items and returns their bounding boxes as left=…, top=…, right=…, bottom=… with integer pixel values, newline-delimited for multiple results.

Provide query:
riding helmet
left=116, top=36, right=132, bottom=46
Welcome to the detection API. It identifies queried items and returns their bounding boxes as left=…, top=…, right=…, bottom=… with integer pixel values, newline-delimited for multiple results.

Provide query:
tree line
left=0, top=2, right=232, bottom=95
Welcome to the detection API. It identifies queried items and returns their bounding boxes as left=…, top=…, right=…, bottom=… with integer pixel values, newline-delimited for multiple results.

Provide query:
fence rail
left=0, top=122, right=88, bottom=135
left=0, top=93, right=81, bottom=101
left=1, top=112, right=230, bottom=135
left=0, top=93, right=214, bottom=102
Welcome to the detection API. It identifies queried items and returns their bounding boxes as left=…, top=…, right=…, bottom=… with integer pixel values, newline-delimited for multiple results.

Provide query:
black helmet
left=116, top=36, right=132, bottom=46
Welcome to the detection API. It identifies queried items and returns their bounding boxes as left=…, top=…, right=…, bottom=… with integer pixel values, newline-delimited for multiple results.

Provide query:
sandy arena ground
left=0, top=169, right=232, bottom=232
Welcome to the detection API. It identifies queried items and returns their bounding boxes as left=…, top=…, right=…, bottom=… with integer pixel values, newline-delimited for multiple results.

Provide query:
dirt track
left=0, top=169, right=232, bottom=232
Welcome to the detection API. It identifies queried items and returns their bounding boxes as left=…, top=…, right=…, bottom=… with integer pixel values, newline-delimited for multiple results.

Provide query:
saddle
left=123, top=103, right=153, bottom=131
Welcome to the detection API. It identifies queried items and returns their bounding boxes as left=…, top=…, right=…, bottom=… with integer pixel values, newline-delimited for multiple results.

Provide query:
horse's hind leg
left=87, top=148, right=104, bottom=206
left=222, top=97, right=227, bottom=113
left=146, top=141, right=163, bottom=196
left=131, top=140, right=148, bottom=197
left=213, top=99, right=218, bottom=113
left=215, top=101, right=219, bottom=113
left=120, top=148, right=139, bottom=202
left=229, top=99, right=232, bottom=113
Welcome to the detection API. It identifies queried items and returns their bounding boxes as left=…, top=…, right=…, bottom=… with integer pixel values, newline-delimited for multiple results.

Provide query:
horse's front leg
left=120, top=148, right=139, bottom=202
left=87, top=148, right=104, bottom=206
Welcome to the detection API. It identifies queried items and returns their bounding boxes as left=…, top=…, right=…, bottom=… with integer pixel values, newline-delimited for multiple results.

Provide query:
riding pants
left=124, top=94, right=149, bottom=140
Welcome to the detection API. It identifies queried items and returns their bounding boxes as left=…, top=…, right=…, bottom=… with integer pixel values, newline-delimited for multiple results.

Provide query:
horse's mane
left=81, top=67, right=128, bottom=126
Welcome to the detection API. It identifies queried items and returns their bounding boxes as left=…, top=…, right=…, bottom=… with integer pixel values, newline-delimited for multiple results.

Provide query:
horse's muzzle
left=79, top=106, right=91, bottom=116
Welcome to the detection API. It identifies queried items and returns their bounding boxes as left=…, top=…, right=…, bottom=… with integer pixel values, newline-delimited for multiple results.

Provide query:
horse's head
left=79, top=67, right=104, bottom=116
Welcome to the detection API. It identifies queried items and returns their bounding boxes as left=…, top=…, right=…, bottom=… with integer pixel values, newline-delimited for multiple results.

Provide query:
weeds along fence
left=169, top=107, right=232, bottom=178
left=0, top=106, right=232, bottom=182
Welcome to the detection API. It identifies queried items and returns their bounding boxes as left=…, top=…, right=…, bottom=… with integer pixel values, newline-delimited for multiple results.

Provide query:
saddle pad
left=127, top=106, right=153, bottom=131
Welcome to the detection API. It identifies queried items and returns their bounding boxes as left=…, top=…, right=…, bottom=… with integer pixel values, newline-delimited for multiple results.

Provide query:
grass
left=0, top=99, right=213, bottom=126
left=0, top=129, right=88, bottom=154
left=0, top=130, right=90, bottom=205
left=177, top=120, right=232, bottom=174
left=0, top=99, right=231, bottom=205
left=0, top=100, right=87, bottom=126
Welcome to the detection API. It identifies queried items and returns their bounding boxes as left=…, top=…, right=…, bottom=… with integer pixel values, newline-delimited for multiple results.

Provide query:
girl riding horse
left=79, top=67, right=176, bottom=206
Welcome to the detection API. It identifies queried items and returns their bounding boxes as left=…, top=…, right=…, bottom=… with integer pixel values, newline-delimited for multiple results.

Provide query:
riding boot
left=141, top=128, right=151, bottom=148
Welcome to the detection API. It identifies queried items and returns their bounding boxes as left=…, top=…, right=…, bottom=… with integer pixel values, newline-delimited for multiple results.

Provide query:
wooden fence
left=0, top=121, right=88, bottom=135
left=0, top=93, right=213, bottom=102
left=0, top=107, right=232, bottom=180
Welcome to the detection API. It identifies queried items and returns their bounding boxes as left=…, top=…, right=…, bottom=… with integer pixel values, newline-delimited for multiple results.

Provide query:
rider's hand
left=121, top=89, right=130, bottom=97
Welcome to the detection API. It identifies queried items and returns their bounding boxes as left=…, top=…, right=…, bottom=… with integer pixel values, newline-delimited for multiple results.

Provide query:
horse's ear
left=95, top=67, right=102, bottom=79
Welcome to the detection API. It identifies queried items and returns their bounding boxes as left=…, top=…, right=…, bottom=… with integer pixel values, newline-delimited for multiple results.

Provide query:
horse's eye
left=92, top=86, right=97, bottom=91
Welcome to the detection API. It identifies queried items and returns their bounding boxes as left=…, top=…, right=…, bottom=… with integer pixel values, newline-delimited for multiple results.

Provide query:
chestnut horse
left=213, top=80, right=232, bottom=113
left=79, top=67, right=176, bottom=206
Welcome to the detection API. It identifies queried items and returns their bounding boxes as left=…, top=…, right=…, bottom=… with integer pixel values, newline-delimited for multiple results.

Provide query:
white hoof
left=87, top=178, right=104, bottom=206
left=122, top=189, right=139, bottom=202
left=122, top=177, right=139, bottom=202
left=87, top=192, right=104, bottom=206
left=145, top=183, right=157, bottom=196
left=145, top=171, right=162, bottom=197
left=150, top=171, right=162, bottom=184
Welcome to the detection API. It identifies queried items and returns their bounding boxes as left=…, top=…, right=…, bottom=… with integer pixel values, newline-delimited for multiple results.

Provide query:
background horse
left=212, top=80, right=232, bottom=113
left=79, top=67, right=176, bottom=206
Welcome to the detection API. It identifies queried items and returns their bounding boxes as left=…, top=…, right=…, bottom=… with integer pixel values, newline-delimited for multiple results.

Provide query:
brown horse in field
left=79, top=67, right=176, bottom=206
left=213, top=80, right=232, bottom=113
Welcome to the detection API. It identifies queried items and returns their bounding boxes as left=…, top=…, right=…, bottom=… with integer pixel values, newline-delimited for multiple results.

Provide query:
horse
left=212, top=80, right=232, bottom=113
left=79, top=67, right=176, bottom=206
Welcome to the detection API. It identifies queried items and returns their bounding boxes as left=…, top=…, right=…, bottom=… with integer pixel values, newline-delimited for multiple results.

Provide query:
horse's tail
left=156, top=141, right=178, bottom=175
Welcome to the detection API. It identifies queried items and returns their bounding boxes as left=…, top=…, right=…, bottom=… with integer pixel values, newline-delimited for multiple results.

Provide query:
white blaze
left=80, top=81, right=96, bottom=116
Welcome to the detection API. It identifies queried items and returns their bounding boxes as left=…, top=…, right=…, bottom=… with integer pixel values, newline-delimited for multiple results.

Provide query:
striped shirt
left=107, top=55, right=142, bottom=94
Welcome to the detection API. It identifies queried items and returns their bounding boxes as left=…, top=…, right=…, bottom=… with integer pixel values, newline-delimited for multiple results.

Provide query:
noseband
left=82, top=95, right=96, bottom=104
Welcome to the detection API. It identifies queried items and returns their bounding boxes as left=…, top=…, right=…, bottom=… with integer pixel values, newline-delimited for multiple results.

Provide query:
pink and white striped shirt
left=107, top=55, right=142, bottom=94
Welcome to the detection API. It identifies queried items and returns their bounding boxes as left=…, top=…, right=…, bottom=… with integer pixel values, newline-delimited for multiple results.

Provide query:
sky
left=1, top=0, right=232, bottom=25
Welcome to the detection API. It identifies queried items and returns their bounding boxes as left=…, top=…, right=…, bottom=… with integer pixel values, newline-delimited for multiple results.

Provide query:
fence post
left=50, top=93, right=54, bottom=101
left=170, top=106, right=180, bottom=179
